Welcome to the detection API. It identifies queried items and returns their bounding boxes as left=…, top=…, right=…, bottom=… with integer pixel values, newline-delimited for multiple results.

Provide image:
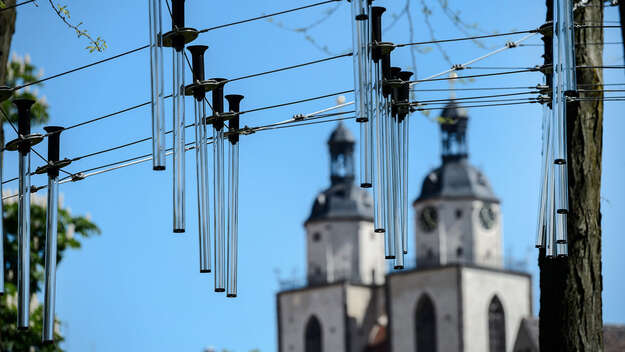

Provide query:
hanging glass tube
left=225, top=94, right=243, bottom=298
left=194, top=97, right=210, bottom=272
left=42, top=126, right=63, bottom=342
left=381, top=56, right=394, bottom=260
left=187, top=45, right=211, bottom=273
left=43, top=175, right=58, bottom=341
left=350, top=0, right=372, bottom=188
left=398, top=71, right=413, bottom=256
left=172, top=48, right=186, bottom=233
left=149, top=0, right=166, bottom=170
left=535, top=101, right=552, bottom=248
left=14, top=99, right=35, bottom=329
left=373, top=62, right=385, bottom=233
left=371, top=7, right=386, bottom=234
left=227, top=141, right=238, bottom=296
left=18, top=151, right=30, bottom=328
left=211, top=81, right=227, bottom=292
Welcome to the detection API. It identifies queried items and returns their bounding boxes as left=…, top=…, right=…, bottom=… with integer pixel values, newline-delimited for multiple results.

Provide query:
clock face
left=479, top=204, right=497, bottom=230
left=419, top=206, right=438, bottom=233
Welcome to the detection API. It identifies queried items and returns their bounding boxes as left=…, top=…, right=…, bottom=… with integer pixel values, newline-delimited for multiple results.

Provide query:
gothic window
left=456, top=247, right=463, bottom=258
left=312, top=232, right=321, bottom=242
left=455, top=209, right=463, bottom=219
left=305, top=315, right=322, bottom=352
left=415, top=295, right=437, bottom=352
left=488, top=296, right=506, bottom=352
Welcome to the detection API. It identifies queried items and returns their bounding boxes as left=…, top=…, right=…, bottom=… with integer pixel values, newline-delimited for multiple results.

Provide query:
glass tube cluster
left=350, top=0, right=372, bottom=188
left=368, top=7, right=412, bottom=269
left=149, top=0, right=166, bottom=170
left=536, top=0, right=576, bottom=257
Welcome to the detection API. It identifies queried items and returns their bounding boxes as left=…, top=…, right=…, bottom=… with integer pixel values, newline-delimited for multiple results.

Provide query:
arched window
left=305, top=315, right=322, bottom=352
left=488, top=296, right=506, bottom=352
left=415, top=295, right=437, bottom=352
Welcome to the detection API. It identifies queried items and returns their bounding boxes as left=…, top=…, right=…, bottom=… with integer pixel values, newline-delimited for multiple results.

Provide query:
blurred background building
left=275, top=104, right=623, bottom=352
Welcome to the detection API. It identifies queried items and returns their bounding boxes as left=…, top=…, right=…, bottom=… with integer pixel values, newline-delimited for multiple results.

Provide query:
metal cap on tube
left=210, top=79, right=227, bottom=131
left=225, top=95, right=244, bottom=145
left=398, top=71, right=414, bottom=120
left=14, top=99, right=35, bottom=153
left=171, top=0, right=185, bottom=29
left=43, top=126, right=63, bottom=178
left=371, top=7, right=386, bottom=62
left=187, top=45, right=209, bottom=100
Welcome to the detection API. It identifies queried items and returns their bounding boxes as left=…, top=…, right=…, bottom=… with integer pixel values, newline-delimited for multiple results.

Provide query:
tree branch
left=47, top=0, right=106, bottom=52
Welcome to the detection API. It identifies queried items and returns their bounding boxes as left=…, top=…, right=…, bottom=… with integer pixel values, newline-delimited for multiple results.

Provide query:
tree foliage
left=1, top=53, right=49, bottom=125
left=0, top=197, right=100, bottom=351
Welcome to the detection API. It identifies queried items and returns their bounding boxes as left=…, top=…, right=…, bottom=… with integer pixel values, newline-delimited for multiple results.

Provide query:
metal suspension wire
left=410, top=32, right=539, bottom=86
left=13, top=45, right=149, bottom=91
left=414, top=100, right=539, bottom=111
left=414, top=91, right=539, bottom=104
left=225, top=53, right=352, bottom=83
left=394, top=28, right=538, bottom=47
left=1, top=111, right=355, bottom=200
left=239, top=89, right=354, bottom=115
left=196, top=0, right=341, bottom=33
left=410, top=68, right=538, bottom=84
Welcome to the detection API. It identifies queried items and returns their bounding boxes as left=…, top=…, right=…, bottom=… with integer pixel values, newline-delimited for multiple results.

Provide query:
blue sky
left=6, top=0, right=624, bottom=351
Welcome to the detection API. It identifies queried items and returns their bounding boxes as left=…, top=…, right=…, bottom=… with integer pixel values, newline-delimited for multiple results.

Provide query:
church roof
left=306, top=182, right=373, bottom=224
left=328, top=121, right=356, bottom=145
left=415, top=157, right=499, bottom=204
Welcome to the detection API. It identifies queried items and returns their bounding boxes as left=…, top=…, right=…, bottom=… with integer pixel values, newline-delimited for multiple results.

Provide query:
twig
left=47, top=0, right=106, bottom=52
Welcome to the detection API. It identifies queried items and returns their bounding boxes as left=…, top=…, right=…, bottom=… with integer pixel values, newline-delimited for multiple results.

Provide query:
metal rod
left=149, top=0, right=166, bottom=170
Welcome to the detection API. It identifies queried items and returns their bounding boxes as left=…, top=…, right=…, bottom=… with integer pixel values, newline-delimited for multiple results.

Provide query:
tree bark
left=0, top=0, right=17, bottom=180
left=539, top=1, right=604, bottom=351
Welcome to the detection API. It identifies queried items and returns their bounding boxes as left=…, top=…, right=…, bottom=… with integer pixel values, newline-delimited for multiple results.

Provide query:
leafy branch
left=47, top=0, right=107, bottom=52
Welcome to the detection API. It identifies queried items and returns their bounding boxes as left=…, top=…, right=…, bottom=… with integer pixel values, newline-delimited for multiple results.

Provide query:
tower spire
left=328, top=122, right=356, bottom=185
left=440, top=73, right=469, bottom=162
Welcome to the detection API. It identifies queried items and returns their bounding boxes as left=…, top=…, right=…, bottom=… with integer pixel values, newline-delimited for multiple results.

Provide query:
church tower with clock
left=413, top=101, right=503, bottom=268
left=277, top=104, right=533, bottom=352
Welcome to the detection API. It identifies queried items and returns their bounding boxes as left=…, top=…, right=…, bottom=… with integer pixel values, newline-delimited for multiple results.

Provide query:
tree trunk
left=0, top=0, right=17, bottom=181
left=539, top=1, right=604, bottom=351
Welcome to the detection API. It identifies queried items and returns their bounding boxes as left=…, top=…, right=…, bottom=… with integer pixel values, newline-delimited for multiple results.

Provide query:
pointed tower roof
left=415, top=100, right=499, bottom=204
left=307, top=123, right=373, bottom=224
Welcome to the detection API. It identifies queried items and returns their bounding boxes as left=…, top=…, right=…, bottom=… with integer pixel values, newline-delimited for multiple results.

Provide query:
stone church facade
left=276, top=104, right=622, bottom=352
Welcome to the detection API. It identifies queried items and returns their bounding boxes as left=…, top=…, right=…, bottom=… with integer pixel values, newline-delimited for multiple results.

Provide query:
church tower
left=386, top=103, right=531, bottom=352
left=306, top=123, right=385, bottom=286
left=277, top=114, right=533, bottom=352
left=278, top=123, right=386, bottom=352
left=413, top=102, right=503, bottom=268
